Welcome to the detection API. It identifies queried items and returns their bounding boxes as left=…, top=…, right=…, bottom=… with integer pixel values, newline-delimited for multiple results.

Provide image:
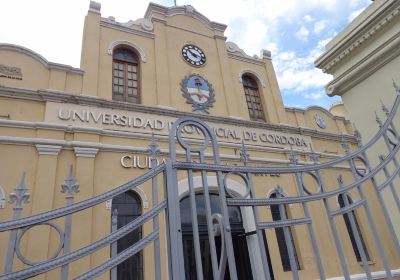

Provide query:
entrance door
left=180, top=194, right=253, bottom=279
left=112, top=191, right=143, bottom=280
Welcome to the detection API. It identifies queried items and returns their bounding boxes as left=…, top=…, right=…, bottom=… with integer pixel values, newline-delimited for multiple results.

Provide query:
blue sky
left=0, top=0, right=372, bottom=109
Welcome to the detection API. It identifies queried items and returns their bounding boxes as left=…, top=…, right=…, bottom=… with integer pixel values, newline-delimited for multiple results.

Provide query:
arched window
left=112, top=191, right=143, bottom=280
left=338, top=193, right=370, bottom=262
left=269, top=193, right=300, bottom=272
left=242, top=74, right=265, bottom=122
left=112, top=47, right=140, bottom=103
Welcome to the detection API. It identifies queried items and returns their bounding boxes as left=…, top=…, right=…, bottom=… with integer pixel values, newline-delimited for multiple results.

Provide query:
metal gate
left=1, top=85, right=400, bottom=279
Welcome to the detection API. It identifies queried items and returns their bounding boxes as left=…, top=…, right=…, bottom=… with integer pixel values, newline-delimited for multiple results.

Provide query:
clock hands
left=188, top=49, right=200, bottom=59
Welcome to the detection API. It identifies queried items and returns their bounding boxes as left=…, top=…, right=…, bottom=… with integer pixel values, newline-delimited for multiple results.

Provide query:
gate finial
left=8, top=172, right=30, bottom=210
left=380, top=99, right=390, bottom=117
left=289, top=146, right=298, bottom=165
left=239, top=140, right=250, bottom=165
left=61, top=165, right=79, bottom=199
left=374, top=111, right=383, bottom=128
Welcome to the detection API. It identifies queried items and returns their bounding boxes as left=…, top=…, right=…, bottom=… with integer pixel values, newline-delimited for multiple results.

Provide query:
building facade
left=315, top=0, right=400, bottom=239
left=0, top=2, right=399, bottom=279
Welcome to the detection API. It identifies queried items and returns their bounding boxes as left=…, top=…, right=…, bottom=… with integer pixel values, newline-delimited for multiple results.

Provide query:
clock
left=182, top=44, right=206, bottom=67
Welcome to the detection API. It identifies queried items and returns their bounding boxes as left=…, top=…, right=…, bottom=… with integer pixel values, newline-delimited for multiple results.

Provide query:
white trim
left=106, top=186, right=149, bottom=210
left=239, top=69, right=266, bottom=88
left=265, top=188, right=294, bottom=209
left=107, top=40, right=147, bottom=63
left=177, top=176, right=265, bottom=280
left=0, top=185, right=5, bottom=209
left=35, top=144, right=62, bottom=156
left=74, top=147, right=99, bottom=158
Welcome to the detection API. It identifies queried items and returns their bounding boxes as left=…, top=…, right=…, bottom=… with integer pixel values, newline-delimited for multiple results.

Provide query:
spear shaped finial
left=239, top=140, right=250, bottom=164
left=374, top=111, right=383, bottom=128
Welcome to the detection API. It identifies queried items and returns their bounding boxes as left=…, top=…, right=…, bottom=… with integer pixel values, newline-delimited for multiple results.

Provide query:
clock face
left=182, top=44, right=206, bottom=67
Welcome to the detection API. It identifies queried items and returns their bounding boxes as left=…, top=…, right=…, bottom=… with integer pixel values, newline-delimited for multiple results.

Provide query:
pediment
left=145, top=3, right=227, bottom=34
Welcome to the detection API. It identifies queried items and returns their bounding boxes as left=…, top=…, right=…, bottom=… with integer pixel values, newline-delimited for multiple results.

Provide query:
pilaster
left=69, top=146, right=98, bottom=278
left=25, top=145, right=61, bottom=279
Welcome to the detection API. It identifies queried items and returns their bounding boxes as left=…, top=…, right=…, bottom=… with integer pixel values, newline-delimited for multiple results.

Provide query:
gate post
left=164, top=160, right=185, bottom=279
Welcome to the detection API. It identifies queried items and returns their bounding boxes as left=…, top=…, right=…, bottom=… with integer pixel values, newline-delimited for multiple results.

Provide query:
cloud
left=295, top=26, right=310, bottom=41
left=314, top=20, right=327, bottom=34
left=303, top=15, right=314, bottom=22
left=305, top=92, right=324, bottom=100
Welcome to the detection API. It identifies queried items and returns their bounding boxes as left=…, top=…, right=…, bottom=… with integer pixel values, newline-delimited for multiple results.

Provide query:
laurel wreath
left=180, top=74, right=215, bottom=114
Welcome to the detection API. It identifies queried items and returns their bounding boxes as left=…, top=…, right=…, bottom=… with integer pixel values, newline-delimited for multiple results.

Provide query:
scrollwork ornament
left=9, top=172, right=30, bottom=210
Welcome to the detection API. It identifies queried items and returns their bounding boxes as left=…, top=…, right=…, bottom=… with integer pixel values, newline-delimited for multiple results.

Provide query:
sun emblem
left=180, top=74, right=215, bottom=114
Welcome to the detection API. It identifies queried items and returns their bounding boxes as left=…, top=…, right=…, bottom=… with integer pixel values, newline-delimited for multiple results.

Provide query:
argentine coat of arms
left=180, top=74, right=215, bottom=114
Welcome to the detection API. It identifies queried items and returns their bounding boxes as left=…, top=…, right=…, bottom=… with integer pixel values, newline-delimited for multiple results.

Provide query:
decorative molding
left=100, top=21, right=155, bottom=39
left=323, top=31, right=400, bottom=96
left=102, top=17, right=153, bottom=32
left=0, top=135, right=357, bottom=171
left=89, top=1, right=101, bottom=14
left=0, top=44, right=83, bottom=74
left=107, top=40, right=147, bottom=62
left=73, top=147, right=99, bottom=158
left=226, top=42, right=265, bottom=66
left=144, top=3, right=227, bottom=32
left=35, top=144, right=62, bottom=156
left=315, top=3, right=400, bottom=73
left=0, top=86, right=354, bottom=143
left=238, top=69, right=266, bottom=88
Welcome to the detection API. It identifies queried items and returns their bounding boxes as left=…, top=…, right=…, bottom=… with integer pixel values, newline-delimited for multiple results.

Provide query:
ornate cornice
left=226, top=42, right=265, bottom=66
left=315, top=1, right=400, bottom=73
left=0, top=85, right=355, bottom=143
left=144, top=3, right=227, bottom=33
left=100, top=20, right=155, bottom=39
left=0, top=44, right=84, bottom=75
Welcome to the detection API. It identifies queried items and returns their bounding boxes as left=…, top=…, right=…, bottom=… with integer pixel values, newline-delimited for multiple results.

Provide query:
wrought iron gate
left=1, top=85, right=400, bottom=279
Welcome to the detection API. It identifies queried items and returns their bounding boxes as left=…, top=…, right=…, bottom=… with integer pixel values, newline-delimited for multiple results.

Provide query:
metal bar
left=329, top=199, right=366, bottom=217
left=0, top=202, right=166, bottom=280
left=164, top=160, right=185, bottom=280
left=342, top=194, right=372, bottom=279
left=348, top=155, right=393, bottom=279
left=60, top=166, right=79, bottom=280
left=276, top=188, right=299, bottom=280
left=379, top=156, right=400, bottom=212
left=293, top=169, right=325, bottom=280
left=258, top=217, right=311, bottom=229
left=73, top=230, right=159, bottom=280
left=0, top=164, right=166, bottom=232
left=247, top=174, right=273, bottom=280
left=110, top=209, right=118, bottom=280
left=186, top=151, right=204, bottom=280
left=199, top=153, right=220, bottom=280
left=149, top=139, right=161, bottom=280
left=4, top=173, right=29, bottom=274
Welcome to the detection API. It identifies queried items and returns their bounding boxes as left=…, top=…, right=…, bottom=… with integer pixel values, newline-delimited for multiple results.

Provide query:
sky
left=0, top=0, right=372, bottom=109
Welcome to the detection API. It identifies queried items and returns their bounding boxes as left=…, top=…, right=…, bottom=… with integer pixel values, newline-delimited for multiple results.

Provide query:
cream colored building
left=0, top=2, right=399, bottom=279
left=316, top=0, right=400, bottom=239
